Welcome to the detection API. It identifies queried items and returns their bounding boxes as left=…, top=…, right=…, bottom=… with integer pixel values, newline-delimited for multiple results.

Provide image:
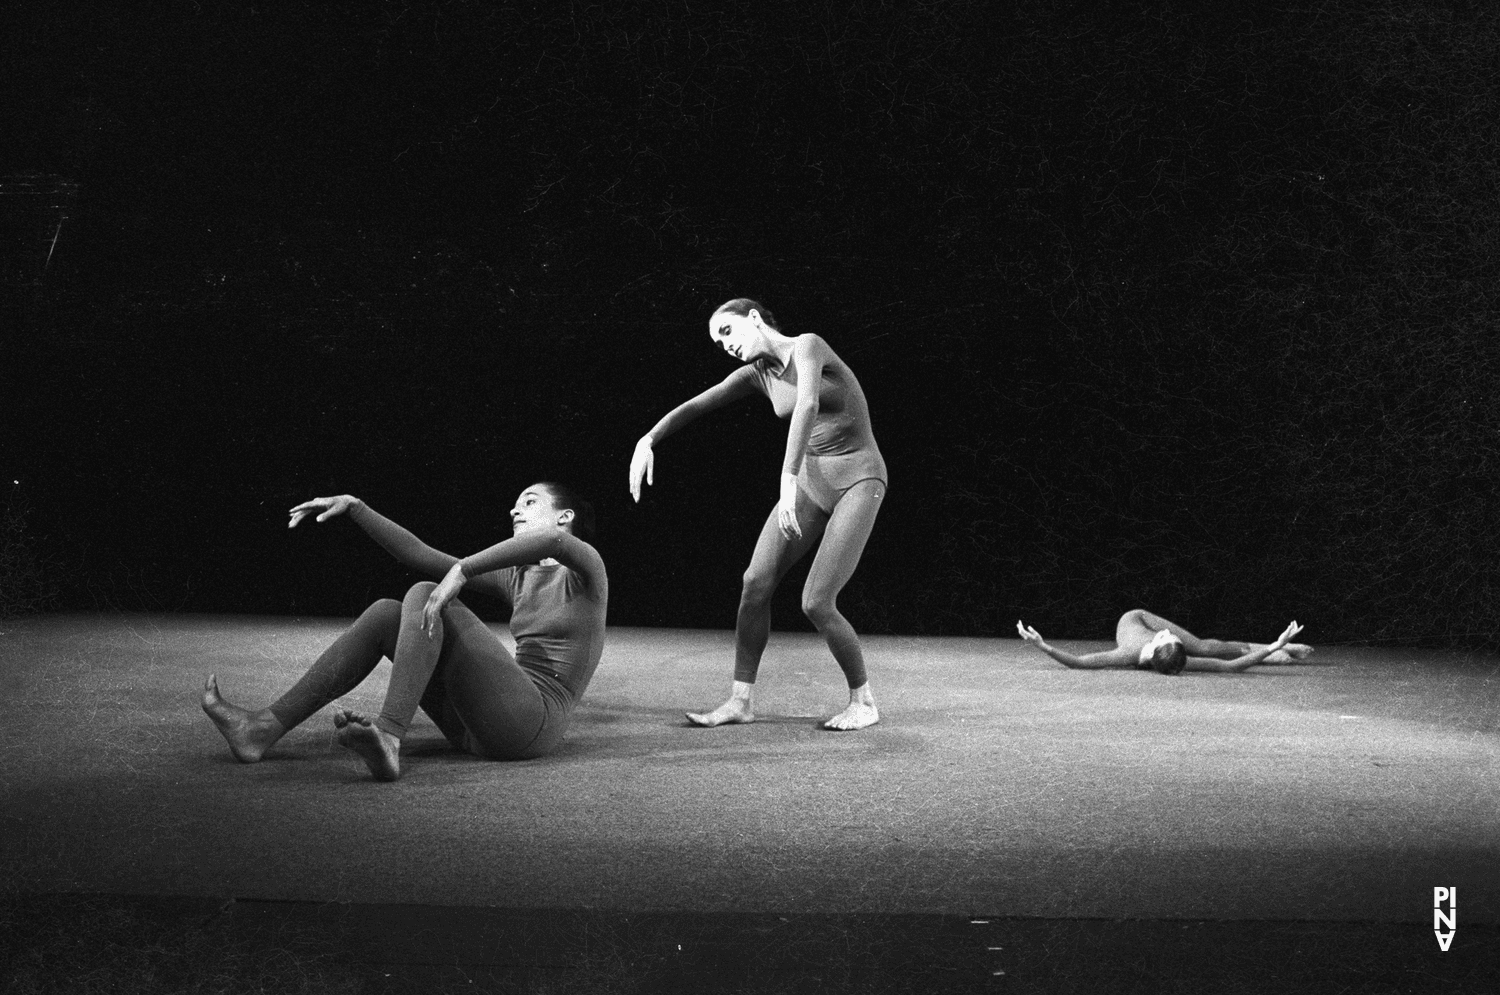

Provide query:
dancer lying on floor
left=630, top=297, right=888, bottom=730
left=202, top=483, right=606, bottom=781
left=1016, top=610, right=1308, bottom=674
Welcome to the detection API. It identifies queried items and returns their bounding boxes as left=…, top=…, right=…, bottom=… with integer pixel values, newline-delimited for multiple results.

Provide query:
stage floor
left=3, top=612, right=1495, bottom=928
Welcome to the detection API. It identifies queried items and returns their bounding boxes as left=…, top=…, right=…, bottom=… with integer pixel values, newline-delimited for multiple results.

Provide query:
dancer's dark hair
left=714, top=297, right=780, bottom=331
left=1145, top=641, right=1187, bottom=675
left=536, top=482, right=596, bottom=542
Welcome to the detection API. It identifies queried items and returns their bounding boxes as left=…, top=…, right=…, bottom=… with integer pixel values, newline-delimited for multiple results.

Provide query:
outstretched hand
left=629, top=437, right=655, bottom=503
left=1016, top=620, right=1045, bottom=646
left=288, top=494, right=358, bottom=528
left=1273, top=620, right=1304, bottom=647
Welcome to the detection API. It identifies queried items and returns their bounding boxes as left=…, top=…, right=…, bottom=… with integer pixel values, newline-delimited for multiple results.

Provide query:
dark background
left=3, top=0, right=1497, bottom=647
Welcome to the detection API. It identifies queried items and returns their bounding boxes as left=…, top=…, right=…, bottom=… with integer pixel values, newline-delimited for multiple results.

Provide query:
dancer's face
left=708, top=309, right=762, bottom=363
left=510, top=484, right=574, bottom=535
left=1139, top=628, right=1182, bottom=667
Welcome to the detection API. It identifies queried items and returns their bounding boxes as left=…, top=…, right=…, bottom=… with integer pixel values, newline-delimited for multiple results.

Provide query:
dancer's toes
left=201, top=674, right=279, bottom=763
left=686, top=698, right=755, bottom=727
left=335, top=711, right=402, bottom=781
left=823, top=699, right=879, bottom=731
left=823, top=685, right=879, bottom=731
left=1264, top=644, right=1313, bottom=665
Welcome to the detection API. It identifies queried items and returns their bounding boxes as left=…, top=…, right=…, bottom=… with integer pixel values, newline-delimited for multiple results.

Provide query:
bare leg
left=802, top=480, right=885, bottom=731
left=334, top=708, right=401, bottom=781
left=201, top=675, right=287, bottom=763
left=1134, top=610, right=1253, bottom=659
left=1127, top=609, right=1311, bottom=662
left=687, top=489, right=828, bottom=727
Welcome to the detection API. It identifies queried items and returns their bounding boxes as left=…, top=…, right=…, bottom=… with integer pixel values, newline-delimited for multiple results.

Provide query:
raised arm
left=288, top=495, right=457, bottom=578
left=630, top=365, right=760, bottom=501
left=1016, top=621, right=1138, bottom=669
left=1189, top=621, right=1304, bottom=673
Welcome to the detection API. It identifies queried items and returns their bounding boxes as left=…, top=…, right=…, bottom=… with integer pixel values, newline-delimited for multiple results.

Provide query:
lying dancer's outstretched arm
left=1187, top=621, right=1304, bottom=672
left=629, top=366, right=760, bottom=502
left=421, top=527, right=606, bottom=634
left=1015, top=621, right=1138, bottom=669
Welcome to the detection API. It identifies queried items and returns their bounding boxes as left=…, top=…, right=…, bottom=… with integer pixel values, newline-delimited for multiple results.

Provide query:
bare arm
left=1016, top=621, right=1138, bottom=669
left=1187, top=621, right=1304, bottom=673
left=630, top=366, right=760, bottom=501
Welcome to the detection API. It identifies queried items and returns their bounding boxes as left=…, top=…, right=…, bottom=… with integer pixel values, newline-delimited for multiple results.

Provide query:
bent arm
left=644, top=366, right=759, bottom=444
left=347, top=500, right=458, bottom=578
left=459, top=527, right=607, bottom=597
left=779, top=336, right=827, bottom=476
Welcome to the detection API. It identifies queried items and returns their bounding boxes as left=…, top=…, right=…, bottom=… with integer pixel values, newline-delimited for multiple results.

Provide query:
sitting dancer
left=1016, top=610, right=1309, bottom=674
left=630, top=297, right=887, bottom=730
left=201, top=483, right=606, bottom=780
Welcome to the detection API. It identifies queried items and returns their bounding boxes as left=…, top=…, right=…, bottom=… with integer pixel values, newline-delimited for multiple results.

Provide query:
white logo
left=1434, top=887, right=1456, bottom=951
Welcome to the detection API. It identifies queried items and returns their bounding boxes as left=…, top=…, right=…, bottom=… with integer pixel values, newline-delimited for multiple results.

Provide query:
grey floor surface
left=2, top=613, right=1496, bottom=928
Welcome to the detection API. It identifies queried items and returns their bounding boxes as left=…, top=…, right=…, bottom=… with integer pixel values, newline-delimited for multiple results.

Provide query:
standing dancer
left=201, top=483, right=606, bottom=780
left=630, top=298, right=887, bottom=730
left=1016, top=610, right=1309, bottom=674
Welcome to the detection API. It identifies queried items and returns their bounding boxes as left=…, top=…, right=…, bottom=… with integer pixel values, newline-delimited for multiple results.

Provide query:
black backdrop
left=3, top=0, right=1498, bottom=647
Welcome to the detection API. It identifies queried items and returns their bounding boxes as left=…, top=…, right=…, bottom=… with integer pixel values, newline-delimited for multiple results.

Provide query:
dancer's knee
left=740, top=569, right=777, bottom=608
left=360, top=598, right=403, bottom=628
left=402, top=581, right=438, bottom=609
left=801, top=590, right=842, bottom=628
left=362, top=597, right=402, bottom=616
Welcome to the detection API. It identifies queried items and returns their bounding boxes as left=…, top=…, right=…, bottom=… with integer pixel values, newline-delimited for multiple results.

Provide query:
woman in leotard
left=629, top=297, right=887, bottom=731
left=201, top=482, right=607, bottom=781
left=1016, top=610, right=1309, bottom=674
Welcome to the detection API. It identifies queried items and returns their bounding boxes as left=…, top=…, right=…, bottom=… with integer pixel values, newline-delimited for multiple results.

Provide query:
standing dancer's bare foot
left=201, top=675, right=286, bottom=763
left=334, top=709, right=402, bottom=781
left=823, top=684, right=879, bottom=731
left=686, top=681, right=755, bottom=727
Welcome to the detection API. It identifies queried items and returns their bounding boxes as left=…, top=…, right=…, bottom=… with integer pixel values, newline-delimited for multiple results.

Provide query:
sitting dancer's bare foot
left=334, top=708, right=402, bottom=781
left=823, top=684, right=879, bottom=731
left=201, top=675, right=285, bottom=763
left=686, top=683, right=755, bottom=727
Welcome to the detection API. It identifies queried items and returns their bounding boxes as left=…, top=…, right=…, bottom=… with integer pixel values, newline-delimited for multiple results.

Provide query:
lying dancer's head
left=709, top=297, right=781, bottom=363
left=1137, top=629, right=1187, bottom=675
left=511, top=482, right=596, bottom=542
